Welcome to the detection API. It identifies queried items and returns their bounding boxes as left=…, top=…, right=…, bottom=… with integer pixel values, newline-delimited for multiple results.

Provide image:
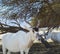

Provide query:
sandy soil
left=0, top=42, right=60, bottom=54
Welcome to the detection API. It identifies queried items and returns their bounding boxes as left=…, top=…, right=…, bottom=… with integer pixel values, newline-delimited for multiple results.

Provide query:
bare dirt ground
left=0, top=42, right=60, bottom=54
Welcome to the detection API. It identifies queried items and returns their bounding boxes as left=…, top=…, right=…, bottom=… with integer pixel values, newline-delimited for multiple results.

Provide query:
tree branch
left=0, top=22, right=29, bottom=34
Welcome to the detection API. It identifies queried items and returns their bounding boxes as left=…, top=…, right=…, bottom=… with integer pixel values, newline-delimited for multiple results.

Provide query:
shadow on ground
left=0, top=42, right=60, bottom=54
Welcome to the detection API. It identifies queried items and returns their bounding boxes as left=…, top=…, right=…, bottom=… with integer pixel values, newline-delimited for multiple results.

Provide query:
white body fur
left=2, top=30, right=37, bottom=54
left=46, top=30, right=60, bottom=42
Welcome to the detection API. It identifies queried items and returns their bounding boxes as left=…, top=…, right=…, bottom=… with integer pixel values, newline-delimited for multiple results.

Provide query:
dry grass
left=0, top=42, right=60, bottom=54
left=29, top=42, right=60, bottom=54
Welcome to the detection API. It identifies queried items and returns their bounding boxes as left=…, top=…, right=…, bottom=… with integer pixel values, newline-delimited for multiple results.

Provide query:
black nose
left=38, top=38, right=40, bottom=40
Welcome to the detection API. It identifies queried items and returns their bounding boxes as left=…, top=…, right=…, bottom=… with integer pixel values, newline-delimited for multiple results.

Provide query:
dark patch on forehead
left=33, top=27, right=39, bottom=32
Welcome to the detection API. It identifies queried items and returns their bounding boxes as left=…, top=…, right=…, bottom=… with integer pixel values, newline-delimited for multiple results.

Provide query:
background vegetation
left=0, top=0, right=60, bottom=34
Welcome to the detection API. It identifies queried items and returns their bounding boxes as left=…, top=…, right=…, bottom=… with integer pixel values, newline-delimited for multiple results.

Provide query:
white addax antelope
left=2, top=27, right=40, bottom=54
left=45, top=29, right=60, bottom=43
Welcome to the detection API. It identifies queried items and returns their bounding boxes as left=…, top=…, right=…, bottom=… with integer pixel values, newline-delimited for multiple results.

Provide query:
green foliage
left=31, top=18, right=38, bottom=27
left=31, top=0, right=60, bottom=27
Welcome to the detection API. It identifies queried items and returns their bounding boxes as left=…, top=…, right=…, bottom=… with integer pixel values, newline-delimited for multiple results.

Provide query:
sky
left=0, top=2, right=31, bottom=28
left=0, top=17, right=31, bottom=29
